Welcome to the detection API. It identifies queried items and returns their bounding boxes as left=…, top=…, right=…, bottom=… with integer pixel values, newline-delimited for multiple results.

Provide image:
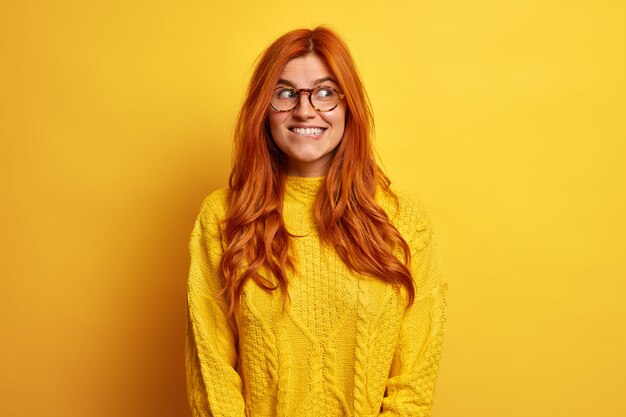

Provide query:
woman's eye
left=315, top=87, right=335, bottom=99
left=277, top=88, right=297, bottom=99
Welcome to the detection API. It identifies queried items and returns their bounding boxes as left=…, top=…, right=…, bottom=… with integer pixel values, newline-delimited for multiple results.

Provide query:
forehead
left=278, top=54, right=336, bottom=87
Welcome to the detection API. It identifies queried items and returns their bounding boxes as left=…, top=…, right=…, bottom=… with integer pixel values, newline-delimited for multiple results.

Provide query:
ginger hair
left=220, top=26, right=414, bottom=314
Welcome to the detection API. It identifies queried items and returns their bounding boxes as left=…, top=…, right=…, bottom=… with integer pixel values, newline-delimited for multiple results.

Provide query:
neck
left=285, top=156, right=333, bottom=177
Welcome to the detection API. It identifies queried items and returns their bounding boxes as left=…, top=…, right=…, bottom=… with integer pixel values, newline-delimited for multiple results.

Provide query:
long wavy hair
left=221, top=26, right=414, bottom=314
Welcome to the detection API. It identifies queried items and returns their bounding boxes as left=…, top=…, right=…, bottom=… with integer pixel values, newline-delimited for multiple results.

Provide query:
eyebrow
left=276, top=76, right=339, bottom=88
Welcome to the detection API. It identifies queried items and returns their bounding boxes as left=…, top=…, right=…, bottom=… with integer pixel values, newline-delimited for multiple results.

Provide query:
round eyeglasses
left=271, top=85, right=345, bottom=112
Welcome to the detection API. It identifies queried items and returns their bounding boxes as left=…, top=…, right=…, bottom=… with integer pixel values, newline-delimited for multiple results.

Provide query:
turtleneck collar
left=282, top=176, right=324, bottom=235
left=285, top=176, right=325, bottom=200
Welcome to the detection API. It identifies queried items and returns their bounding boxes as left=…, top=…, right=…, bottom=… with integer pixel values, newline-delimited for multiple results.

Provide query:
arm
left=380, top=215, right=448, bottom=417
left=186, top=195, right=246, bottom=417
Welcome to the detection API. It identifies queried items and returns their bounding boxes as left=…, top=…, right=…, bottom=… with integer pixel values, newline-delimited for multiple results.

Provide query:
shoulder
left=201, top=187, right=230, bottom=217
left=378, top=185, right=434, bottom=245
left=191, top=187, right=230, bottom=237
left=199, top=187, right=230, bottom=220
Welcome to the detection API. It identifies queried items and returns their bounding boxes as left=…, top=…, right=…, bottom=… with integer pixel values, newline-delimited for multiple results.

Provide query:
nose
left=292, top=92, right=316, bottom=119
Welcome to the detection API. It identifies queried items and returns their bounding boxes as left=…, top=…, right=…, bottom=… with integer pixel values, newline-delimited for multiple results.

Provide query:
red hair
left=221, top=26, right=414, bottom=314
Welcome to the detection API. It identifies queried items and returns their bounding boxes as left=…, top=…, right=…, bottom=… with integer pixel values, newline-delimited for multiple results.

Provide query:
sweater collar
left=285, top=175, right=324, bottom=201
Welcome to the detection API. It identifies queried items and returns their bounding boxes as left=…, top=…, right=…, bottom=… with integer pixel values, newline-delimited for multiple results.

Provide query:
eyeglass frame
left=270, top=85, right=346, bottom=113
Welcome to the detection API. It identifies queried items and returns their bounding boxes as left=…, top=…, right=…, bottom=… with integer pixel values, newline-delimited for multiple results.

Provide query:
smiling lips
left=289, top=126, right=327, bottom=137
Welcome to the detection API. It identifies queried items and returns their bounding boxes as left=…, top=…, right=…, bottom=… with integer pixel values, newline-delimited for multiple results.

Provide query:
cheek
left=329, top=109, right=347, bottom=137
left=335, top=104, right=347, bottom=126
left=268, top=113, right=285, bottom=135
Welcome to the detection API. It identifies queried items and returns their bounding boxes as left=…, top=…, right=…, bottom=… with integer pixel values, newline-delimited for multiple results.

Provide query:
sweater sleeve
left=379, top=212, right=448, bottom=417
left=185, top=195, right=246, bottom=417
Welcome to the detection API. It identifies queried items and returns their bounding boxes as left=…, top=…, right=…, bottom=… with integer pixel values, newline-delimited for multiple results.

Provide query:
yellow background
left=1, top=1, right=625, bottom=416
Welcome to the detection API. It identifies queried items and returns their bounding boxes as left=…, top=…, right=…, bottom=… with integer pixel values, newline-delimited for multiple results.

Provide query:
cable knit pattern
left=186, top=177, right=447, bottom=417
left=353, top=279, right=369, bottom=416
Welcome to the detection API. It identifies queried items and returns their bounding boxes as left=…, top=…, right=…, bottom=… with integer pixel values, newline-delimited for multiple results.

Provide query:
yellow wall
left=1, top=1, right=624, bottom=416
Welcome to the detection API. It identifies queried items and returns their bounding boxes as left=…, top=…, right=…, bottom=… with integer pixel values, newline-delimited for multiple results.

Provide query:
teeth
left=291, top=127, right=324, bottom=136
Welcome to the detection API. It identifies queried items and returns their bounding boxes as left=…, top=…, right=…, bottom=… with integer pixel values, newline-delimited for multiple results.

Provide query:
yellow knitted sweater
left=186, top=176, right=447, bottom=417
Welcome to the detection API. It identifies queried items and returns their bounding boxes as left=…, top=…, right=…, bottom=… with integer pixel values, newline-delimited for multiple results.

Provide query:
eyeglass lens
left=271, top=86, right=340, bottom=111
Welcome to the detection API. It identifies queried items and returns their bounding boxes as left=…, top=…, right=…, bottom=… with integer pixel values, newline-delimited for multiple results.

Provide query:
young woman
left=186, top=26, right=447, bottom=417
